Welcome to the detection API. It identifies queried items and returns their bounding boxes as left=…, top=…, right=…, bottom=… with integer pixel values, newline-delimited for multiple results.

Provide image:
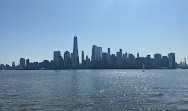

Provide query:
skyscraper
left=64, top=51, right=71, bottom=68
left=20, top=58, right=25, bottom=69
left=53, top=51, right=64, bottom=69
left=92, top=45, right=97, bottom=61
left=64, top=51, right=71, bottom=63
left=43, top=60, right=49, bottom=69
left=116, top=49, right=123, bottom=60
left=154, top=53, right=162, bottom=67
left=91, top=45, right=102, bottom=61
left=108, top=48, right=110, bottom=56
left=96, top=47, right=102, bottom=61
left=82, top=51, right=84, bottom=64
left=137, top=53, right=140, bottom=59
left=161, top=56, right=169, bottom=68
left=125, top=52, right=128, bottom=59
left=26, top=59, right=30, bottom=69
left=116, top=52, right=121, bottom=59
left=102, top=52, right=108, bottom=61
left=107, top=48, right=111, bottom=62
left=12, top=62, right=15, bottom=67
left=86, top=55, right=90, bottom=68
left=53, top=51, right=61, bottom=63
left=128, top=54, right=135, bottom=66
left=184, top=58, right=187, bottom=66
left=119, top=49, right=122, bottom=59
left=73, top=32, right=78, bottom=54
left=168, top=53, right=176, bottom=68
left=71, top=32, right=79, bottom=68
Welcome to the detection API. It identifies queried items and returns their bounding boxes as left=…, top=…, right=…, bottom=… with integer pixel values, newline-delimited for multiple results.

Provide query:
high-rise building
left=53, top=51, right=61, bottom=63
left=116, top=52, right=121, bottom=59
left=26, top=59, right=30, bottom=69
left=43, top=60, right=49, bottom=69
left=12, top=62, right=15, bottom=67
left=64, top=51, right=71, bottom=63
left=168, top=53, right=176, bottom=68
left=102, top=52, right=108, bottom=61
left=92, top=45, right=97, bottom=61
left=107, top=48, right=111, bottom=62
left=64, top=51, right=71, bottom=68
left=96, top=47, right=102, bottom=60
left=137, top=53, right=140, bottom=58
left=73, top=33, right=78, bottom=54
left=154, top=53, right=162, bottom=67
left=82, top=51, right=84, bottom=64
left=86, top=55, right=89, bottom=60
left=146, top=55, right=152, bottom=68
left=184, top=58, right=187, bottom=66
left=91, top=45, right=102, bottom=61
left=116, top=49, right=123, bottom=62
left=161, top=56, right=169, bottom=68
left=108, top=48, right=110, bottom=56
left=0, top=64, right=4, bottom=70
left=20, top=58, right=25, bottom=69
left=86, top=55, right=90, bottom=68
left=53, top=51, right=63, bottom=69
left=119, top=49, right=122, bottom=59
left=71, top=33, right=79, bottom=68
left=128, top=54, right=135, bottom=65
left=125, top=52, right=128, bottom=59
left=33, top=62, right=39, bottom=70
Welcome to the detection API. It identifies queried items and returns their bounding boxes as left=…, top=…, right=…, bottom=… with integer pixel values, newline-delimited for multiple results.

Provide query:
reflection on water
left=0, top=69, right=188, bottom=111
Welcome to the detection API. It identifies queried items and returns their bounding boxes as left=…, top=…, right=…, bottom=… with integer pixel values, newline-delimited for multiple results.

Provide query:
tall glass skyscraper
left=91, top=45, right=102, bottom=61
left=73, top=33, right=78, bottom=54
left=53, top=51, right=61, bottom=63
left=71, top=32, right=79, bottom=68
left=19, top=58, right=25, bottom=69
left=168, top=53, right=176, bottom=68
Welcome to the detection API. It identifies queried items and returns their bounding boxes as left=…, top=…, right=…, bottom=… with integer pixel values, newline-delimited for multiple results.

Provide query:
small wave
left=151, top=93, right=165, bottom=97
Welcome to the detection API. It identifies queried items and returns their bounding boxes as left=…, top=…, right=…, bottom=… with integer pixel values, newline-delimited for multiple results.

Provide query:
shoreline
left=0, top=68, right=187, bottom=71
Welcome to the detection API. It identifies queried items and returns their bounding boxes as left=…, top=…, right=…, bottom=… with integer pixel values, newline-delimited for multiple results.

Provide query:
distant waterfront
left=1, top=34, right=187, bottom=70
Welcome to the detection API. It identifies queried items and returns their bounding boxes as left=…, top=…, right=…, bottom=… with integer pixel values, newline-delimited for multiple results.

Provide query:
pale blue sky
left=0, top=0, right=188, bottom=65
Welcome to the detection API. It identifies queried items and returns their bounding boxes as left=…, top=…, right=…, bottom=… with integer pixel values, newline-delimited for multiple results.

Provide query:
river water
left=0, top=69, right=188, bottom=111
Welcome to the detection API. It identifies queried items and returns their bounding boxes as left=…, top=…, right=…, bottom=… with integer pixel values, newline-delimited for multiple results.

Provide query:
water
left=0, top=69, right=188, bottom=111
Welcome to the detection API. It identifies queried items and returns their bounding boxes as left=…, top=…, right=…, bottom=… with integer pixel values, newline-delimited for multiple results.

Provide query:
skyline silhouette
left=0, top=34, right=187, bottom=70
left=0, top=31, right=187, bottom=67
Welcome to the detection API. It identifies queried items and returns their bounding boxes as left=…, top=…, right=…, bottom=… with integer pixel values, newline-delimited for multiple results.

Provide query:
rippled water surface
left=0, top=70, right=188, bottom=111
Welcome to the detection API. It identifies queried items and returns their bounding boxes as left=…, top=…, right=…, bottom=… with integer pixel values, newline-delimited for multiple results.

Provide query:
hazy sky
left=0, top=0, right=188, bottom=65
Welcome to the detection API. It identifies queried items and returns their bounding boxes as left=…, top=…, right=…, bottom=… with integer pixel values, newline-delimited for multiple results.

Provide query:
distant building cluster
left=0, top=33, right=187, bottom=70
left=178, top=58, right=188, bottom=69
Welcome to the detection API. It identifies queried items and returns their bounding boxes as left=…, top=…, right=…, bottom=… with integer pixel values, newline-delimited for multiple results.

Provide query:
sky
left=0, top=0, right=188, bottom=65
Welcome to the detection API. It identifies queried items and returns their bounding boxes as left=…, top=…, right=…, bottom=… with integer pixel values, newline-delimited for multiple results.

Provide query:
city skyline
left=1, top=0, right=188, bottom=65
left=0, top=32, right=187, bottom=66
left=1, top=34, right=187, bottom=70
